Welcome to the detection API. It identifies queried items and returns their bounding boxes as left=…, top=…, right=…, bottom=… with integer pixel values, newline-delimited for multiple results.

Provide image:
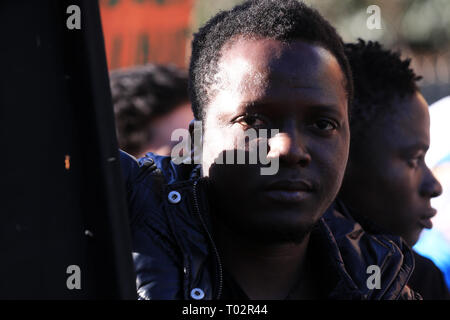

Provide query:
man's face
left=201, top=37, right=349, bottom=243
left=343, top=92, right=442, bottom=246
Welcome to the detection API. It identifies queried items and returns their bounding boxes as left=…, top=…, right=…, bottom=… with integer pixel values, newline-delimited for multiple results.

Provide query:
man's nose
left=268, top=128, right=311, bottom=167
left=420, top=167, right=443, bottom=198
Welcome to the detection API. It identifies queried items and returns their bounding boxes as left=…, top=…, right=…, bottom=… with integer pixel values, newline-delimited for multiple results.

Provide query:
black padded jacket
left=120, top=150, right=421, bottom=300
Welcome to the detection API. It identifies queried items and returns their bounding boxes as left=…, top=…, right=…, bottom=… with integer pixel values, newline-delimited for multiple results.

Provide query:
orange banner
left=99, top=0, right=194, bottom=70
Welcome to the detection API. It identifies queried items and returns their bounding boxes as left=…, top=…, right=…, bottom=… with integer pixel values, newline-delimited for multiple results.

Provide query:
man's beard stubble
left=211, top=203, right=319, bottom=245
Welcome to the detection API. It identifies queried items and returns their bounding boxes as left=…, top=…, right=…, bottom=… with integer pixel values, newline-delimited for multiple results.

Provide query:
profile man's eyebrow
left=404, top=143, right=430, bottom=152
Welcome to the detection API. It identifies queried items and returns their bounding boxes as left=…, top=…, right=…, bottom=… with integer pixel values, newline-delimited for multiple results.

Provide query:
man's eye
left=408, top=155, right=423, bottom=168
left=408, top=158, right=419, bottom=168
left=236, top=114, right=267, bottom=128
left=312, top=119, right=337, bottom=131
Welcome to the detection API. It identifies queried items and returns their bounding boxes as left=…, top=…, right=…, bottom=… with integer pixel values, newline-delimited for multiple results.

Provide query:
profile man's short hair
left=344, top=39, right=422, bottom=153
left=110, top=64, right=189, bottom=155
left=189, top=0, right=354, bottom=121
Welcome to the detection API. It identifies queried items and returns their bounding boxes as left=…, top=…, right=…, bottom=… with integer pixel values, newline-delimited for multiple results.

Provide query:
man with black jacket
left=338, top=39, right=449, bottom=299
left=121, top=0, right=419, bottom=299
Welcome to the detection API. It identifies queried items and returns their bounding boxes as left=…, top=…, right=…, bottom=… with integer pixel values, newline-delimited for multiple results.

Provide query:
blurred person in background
left=110, top=64, right=193, bottom=158
left=338, top=39, right=449, bottom=299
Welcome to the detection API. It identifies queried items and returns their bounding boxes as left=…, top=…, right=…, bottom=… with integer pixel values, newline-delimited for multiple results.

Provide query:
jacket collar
left=323, top=200, right=415, bottom=299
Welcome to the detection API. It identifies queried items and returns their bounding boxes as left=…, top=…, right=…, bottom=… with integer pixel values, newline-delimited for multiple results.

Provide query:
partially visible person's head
left=111, top=64, right=192, bottom=157
left=340, top=40, right=442, bottom=246
left=189, top=0, right=353, bottom=244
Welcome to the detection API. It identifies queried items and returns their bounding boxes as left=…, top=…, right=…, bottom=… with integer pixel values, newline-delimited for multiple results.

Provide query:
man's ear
left=189, top=119, right=203, bottom=164
left=189, top=119, right=196, bottom=155
left=188, top=119, right=196, bottom=138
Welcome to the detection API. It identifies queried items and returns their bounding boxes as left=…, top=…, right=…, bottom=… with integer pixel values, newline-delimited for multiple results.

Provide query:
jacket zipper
left=192, top=179, right=223, bottom=299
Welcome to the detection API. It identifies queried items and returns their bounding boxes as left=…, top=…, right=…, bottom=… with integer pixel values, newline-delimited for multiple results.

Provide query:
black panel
left=0, top=0, right=136, bottom=299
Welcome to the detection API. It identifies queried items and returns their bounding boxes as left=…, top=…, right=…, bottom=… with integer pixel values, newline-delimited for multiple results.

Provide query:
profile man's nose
left=431, top=175, right=443, bottom=198
left=421, top=168, right=443, bottom=198
left=268, top=131, right=311, bottom=166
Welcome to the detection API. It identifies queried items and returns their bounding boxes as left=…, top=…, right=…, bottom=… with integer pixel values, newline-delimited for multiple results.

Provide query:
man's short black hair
left=110, top=64, right=189, bottom=155
left=189, top=0, right=353, bottom=121
left=344, top=39, right=422, bottom=152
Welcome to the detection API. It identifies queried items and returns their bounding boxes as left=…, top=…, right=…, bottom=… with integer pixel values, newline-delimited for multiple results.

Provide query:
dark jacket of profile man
left=121, top=0, right=420, bottom=300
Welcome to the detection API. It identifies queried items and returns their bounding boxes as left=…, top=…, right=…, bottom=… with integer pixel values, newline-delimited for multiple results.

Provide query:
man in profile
left=121, top=0, right=418, bottom=299
left=111, top=64, right=192, bottom=158
left=338, top=40, right=448, bottom=299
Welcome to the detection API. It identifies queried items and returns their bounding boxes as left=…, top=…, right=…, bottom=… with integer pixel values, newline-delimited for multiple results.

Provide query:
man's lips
left=418, top=208, right=437, bottom=229
left=263, top=180, right=314, bottom=203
